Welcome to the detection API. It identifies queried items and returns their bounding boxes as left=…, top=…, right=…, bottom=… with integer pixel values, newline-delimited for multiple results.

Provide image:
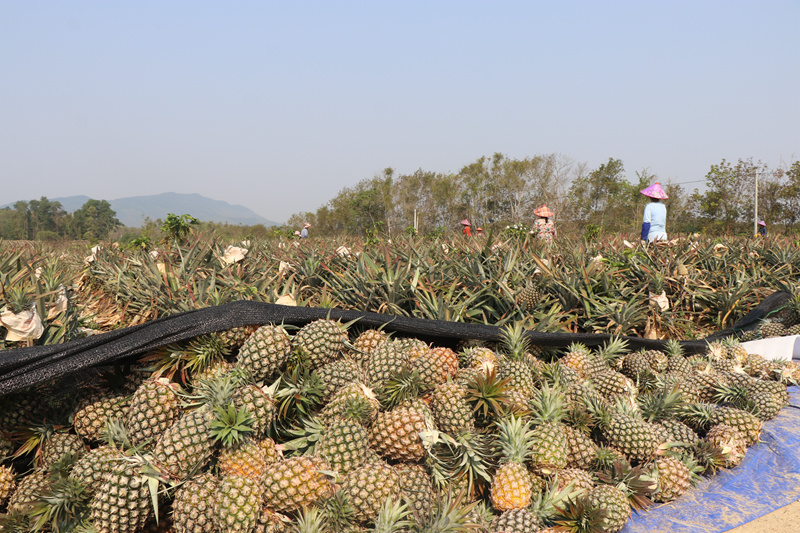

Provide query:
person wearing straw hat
left=640, top=182, right=668, bottom=243
left=300, top=223, right=311, bottom=239
left=460, top=219, right=472, bottom=237
left=758, top=220, right=767, bottom=237
left=533, top=204, right=555, bottom=242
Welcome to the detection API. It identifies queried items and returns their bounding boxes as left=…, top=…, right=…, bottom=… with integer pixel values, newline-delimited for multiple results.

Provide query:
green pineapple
left=215, top=474, right=263, bottom=533
left=88, top=459, right=162, bottom=533
left=586, top=396, right=659, bottom=464
left=315, top=357, right=365, bottom=400
left=517, top=283, right=542, bottom=312
left=394, top=463, right=435, bottom=520
left=497, top=322, right=537, bottom=399
left=664, top=339, right=692, bottom=376
left=431, top=380, right=475, bottom=435
left=171, top=473, right=219, bottom=533
left=490, top=508, right=543, bottom=533
left=293, top=318, right=348, bottom=370
left=236, top=324, right=292, bottom=382
left=218, top=324, right=259, bottom=351
left=340, top=460, right=402, bottom=523
left=319, top=382, right=381, bottom=425
left=72, top=388, right=131, bottom=443
left=318, top=416, right=370, bottom=476
left=70, top=445, right=121, bottom=494
left=365, top=342, right=410, bottom=389
left=126, top=378, right=181, bottom=448
left=528, top=383, right=569, bottom=471
left=232, top=382, right=276, bottom=438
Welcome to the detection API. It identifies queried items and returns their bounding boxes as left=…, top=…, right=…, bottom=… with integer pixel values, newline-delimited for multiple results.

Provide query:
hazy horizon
left=2, top=1, right=798, bottom=223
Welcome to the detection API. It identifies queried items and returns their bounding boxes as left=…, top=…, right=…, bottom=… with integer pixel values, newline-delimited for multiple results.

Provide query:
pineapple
left=340, top=460, right=402, bottom=523
left=171, top=473, right=219, bottom=533
left=318, top=416, right=370, bottom=476
left=410, top=346, right=459, bottom=389
left=70, top=445, right=121, bottom=494
left=490, top=508, right=543, bottom=533
left=528, top=383, right=569, bottom=471
left=126, top=378, right=181, bottom=448
left=218, top=324, right=259, bottom=351
left=88, top=459, right=161, bottom=533
left=431, top=380, right=475, bottom=435
left=215, top=474, right=263, bottom=533
left=0, top=464, right=16, bottom=508
left=351, top=328, right=388, bottom=359
left=262, top=455, right=334, bottom=514
left=491, top=415, right=537, bottom=511
left=319, top=382, right=381, bottom=425
left=586, top=396, right=659, bottom=465
left=497, top=323, right=537, bottom=399
left=394, top=463, right=435, bottom=520
left=559, top=342, right=592, bottom=379
left=232, top=382, right=276, bottom=438
left=652, top=456, right=692, bottom=502
left=72, top=388, right=131, bottom=443
left=293, top=318, right=348, bottom=370
left=315, top=357, right=365, bottom=400
left=236, top=324, right=292, bottom=382
left=368, top=400, right=433, bottom=462
left=704, top=424, right=746, bottom=468
left=517, top=283, right=542, bottom=312
left=760, top=319, right=787, bottom=338
left=365, top=342, right=410, bottom=389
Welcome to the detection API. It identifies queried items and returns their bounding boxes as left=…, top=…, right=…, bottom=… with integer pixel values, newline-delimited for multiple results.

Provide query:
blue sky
left=1, top=1, right=798, bottom=224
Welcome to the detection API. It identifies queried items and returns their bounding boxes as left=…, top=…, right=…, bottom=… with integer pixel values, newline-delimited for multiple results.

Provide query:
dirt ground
left=725, top=499, right=800, bottom=532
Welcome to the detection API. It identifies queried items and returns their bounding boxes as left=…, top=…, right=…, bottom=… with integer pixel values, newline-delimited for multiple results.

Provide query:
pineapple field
left=1, top=233, right=800, bottom=533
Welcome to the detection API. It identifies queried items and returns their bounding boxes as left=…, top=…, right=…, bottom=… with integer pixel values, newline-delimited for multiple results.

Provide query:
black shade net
left=0, top=291, right=790, bottom=396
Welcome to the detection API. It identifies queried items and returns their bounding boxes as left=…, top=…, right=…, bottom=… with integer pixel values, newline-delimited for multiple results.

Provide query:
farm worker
left=640, top=182, right=668, bottom=243
left=460, top=219, right=472, bottom=237
left=475, top=227, right=484, bottom=236
left=758, top=220, right=767, bottom=237
left=300, top=223, right=310, bottom=239
left=533, top=205, right=555, bottom=242
left=293, top=230, right=301, bottom=238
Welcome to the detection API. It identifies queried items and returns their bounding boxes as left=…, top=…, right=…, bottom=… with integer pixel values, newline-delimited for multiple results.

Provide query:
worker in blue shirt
left=640, top=182, right=668, bottom=243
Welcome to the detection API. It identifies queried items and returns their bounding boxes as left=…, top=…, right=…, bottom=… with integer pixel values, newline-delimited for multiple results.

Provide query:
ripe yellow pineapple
left=491, top=415, right=537, bottom=511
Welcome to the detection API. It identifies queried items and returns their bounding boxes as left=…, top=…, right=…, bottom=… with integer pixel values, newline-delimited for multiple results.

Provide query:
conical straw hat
left=640, top=182, right=669, bottom=199
left=533, top=205, right=554, bottom=218
left=460, top=219, right=471, bottom=226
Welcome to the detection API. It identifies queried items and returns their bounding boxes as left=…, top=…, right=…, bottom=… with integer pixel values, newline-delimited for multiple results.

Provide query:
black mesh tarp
left=0, top=291, right=790, bottom=396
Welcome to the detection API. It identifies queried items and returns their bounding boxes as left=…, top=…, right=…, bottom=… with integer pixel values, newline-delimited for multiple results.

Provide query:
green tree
left=71, top=199, right=121, bottom=242
left=160, top=213, right=199, bottom=244
left=567, top=158, right=630, bottom=230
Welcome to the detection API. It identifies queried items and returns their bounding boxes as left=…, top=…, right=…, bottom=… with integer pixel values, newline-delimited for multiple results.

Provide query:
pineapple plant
left=517, top=282, right=543, bottom=312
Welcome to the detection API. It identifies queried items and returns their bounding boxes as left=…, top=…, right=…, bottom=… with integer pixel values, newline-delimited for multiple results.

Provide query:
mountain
left=5, top=193, right=281, bottom=228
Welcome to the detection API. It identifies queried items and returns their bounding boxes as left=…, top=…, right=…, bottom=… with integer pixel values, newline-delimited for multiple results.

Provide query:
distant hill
left=4, top=193, right=281, bottom=228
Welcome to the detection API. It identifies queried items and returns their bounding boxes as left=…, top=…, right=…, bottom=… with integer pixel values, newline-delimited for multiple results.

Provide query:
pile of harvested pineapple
left=0, top=318, right=797, bottom=533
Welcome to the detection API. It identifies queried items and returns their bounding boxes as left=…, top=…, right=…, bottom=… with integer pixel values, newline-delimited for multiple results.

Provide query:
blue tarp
left=622, top=386, right=800, bottom=533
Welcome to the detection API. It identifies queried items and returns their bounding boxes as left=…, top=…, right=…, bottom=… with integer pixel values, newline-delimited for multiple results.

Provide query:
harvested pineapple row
left=0, top=319, right=797, bottom=533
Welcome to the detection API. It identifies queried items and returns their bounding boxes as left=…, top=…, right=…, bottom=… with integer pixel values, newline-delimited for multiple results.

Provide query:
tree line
left=0, top=198, right=121, bottom=242
left=286, top=155, right=800, bottom=238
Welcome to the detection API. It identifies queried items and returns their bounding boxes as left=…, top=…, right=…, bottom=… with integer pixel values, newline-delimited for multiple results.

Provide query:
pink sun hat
left=758, top=220, right=766, bottom=226
left=640, top=182, right=669, bottom=199
left=460, top=219, right=471, bottom=226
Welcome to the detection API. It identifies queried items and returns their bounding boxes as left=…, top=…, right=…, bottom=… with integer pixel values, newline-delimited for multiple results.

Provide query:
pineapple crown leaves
left=29, top=474, right=91, bottom=533
left=282, top=416, right=326, bottom=457
left=637, top=384, right=686, bottom=423
left=372, top=497, right=414, bottom=533
left=598, top=335, right=630, bottom=366
left=551, top=493, right=609, bottom=533
left=321, top=490, right=358, bottom=532
left=595, top=461, right=657, bottom=512
left=530, top=477, right=585, bottom=527
left=377, top=367, right=425, bottom=409
left=421, top=430, right=497, bottom=490
left=463, top=367, right=512, bottom=424
left=412, top=490, right=481, bottom=533
left=528, top=382, right=566, bottom=426
left=664, top=338, right=684, bottom=359
left=274, top=365, right=324, bottom=421
left=495, top=415, right=536, bottom=464
left=209, top=404, right=254, bottom=448
left=182, top=371, right=240, bottom=409
left=499, top=322, right=533, bottom=362
left=291, top=505, right=329, bottom=533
